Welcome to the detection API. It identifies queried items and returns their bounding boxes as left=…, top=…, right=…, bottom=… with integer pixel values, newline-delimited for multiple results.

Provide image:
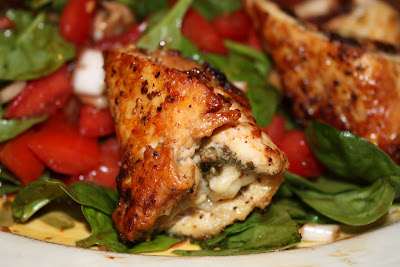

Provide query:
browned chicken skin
left=105, top=46, right=288, bottom=241
left=245, top=0, right=400, bottom=163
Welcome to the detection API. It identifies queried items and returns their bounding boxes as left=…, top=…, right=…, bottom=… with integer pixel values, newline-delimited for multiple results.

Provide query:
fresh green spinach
left=119, top=0, right=169, bottom=21
left=0, top=9, right=75, bottom=80
left=284, top=173, right=359, bottom=195
left=0, top=115, right=47, bottom=143
left=24, top=0, right=67, bottom=12
left=273, top=198, right=332, bottom=224
left=11, top=179, right=117, bottom=222
left=192, top=0, right=242, bottom=20
left=77, top=205, right=130, bottom=252
left=11, top=179, right=182, bottom=253
left=122, top=0, right=242, bottom=21
left=78, top=204, right=181, bottom=253
left=174, top=205, right=300, bottom=256
left=0, top=164, right=22, bottom=195
left=305, top=121, right=400, bottom=185
left=285, top=174, right=396, bottom=226
left=136, top=0, right=201, bottom=61
left=279, top=122, right=400, bottom=226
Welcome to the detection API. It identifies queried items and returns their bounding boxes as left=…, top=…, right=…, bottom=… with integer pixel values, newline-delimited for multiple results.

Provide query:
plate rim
left=1, top=219, right=399, bottom=266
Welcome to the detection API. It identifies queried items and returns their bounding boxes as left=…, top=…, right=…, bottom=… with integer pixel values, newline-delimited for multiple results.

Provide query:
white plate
left=1, top=220, right=399, bottom=267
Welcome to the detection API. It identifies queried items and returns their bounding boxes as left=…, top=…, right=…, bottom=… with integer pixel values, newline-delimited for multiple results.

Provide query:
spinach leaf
left=0, top=10, right=75, bottom=80
left=128, top=235, right=182, bottom=254
left=125, top=0, right=242, bottom=21
left=192, top=0, right=242, bottom=20
left=77, top=205, right=129, bottom=252
left=305, top=121, right=400, bottom=185
left=0, top=164, right=22, bottom=195
left=11, top=179, right=117, bottom=222
left=24, top=0, right=52, bottom=9
left=273, top=198, right=332, bottom=224
left=136, top=0, right=201, bottom=60
left=119, top=0, right=168, bottom=21
left=11, top=179, right=181, bottom=253
left=281, top=121, right=400, bottom=226
left=290, top=178, right=396, bottom=226
left=24, top=0, right=68, bottom=12
left=284, top=173, right=359, bottom=195
left=11, top=179, right=66, bottom=222
left=247, top=84, right=279, bottom=127
left=69, top=182, right=118, bottom=215
left=78, top=205, right=181, bottom=253
left=0, top=115, right=47, bottom=143
left=49, top=0, right=68, bottom=12
left=173, top=206, right=300, bottom=256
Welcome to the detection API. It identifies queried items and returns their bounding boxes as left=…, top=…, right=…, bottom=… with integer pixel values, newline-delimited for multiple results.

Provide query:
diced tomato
left=93, top=20, right=148, bottom=51
left=279, top=130, right=325, bottom=178
left=182, top=8, right=228, bottom=55
left=59, top=0, right=96, bottom=45
left=211, top=8, right=252, bottom=42
left=4, top=65, right=72, bottom=119
left=264, top=113, right=286, bottom=148
left=0, top=16, right=13, bottom=30
left=66, top=137, right=121, bottom=189
left=0, top=130, right=45, bottom=185
left=245, top=29, right=263, bottom=51
left=79, top=105, right=115, bottom=137
left=28, top=113, right=101, bottom=176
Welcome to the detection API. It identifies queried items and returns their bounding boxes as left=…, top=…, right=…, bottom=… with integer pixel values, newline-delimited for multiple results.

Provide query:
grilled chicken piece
left=105, top=46, right=288, bottom=241
left=275, top=0, right=400, bottom=45
left=322, top=0, right=400, bottom=45
left=245, top=0, right=400, bottom=163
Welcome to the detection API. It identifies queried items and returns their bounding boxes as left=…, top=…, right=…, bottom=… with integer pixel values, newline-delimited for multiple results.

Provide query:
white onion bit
left=0, top=80, right=26, bottom=104
left=72, top=48, right=106, bottom=96
left=77, top=94, right=109, bottom=109
left=300, top=223, right=340, bottom=242
left=231, top=81, right=248, bottom=93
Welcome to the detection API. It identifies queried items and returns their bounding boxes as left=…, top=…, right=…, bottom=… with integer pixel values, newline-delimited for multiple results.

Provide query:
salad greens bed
left=1, top=0, right=400, bottom=256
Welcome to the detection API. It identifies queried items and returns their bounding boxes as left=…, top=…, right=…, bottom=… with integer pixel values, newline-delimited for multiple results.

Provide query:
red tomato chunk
left=244, top=29, right=263, bottom=51
left=0, top=130, right=45, bottom=185
left=264, top=113, right=286, bottom=148
left=279, top=130, right=325, bottom=178
left=182, top=8, right=228, bottom=55
left=4, top=65, right=72, bottom=119
left=28, top=114, right=101, bottom=176
left=67, top=137, right=121, bottom=189
left=93, top=20, right=148, bottom=51
left=79, top=105, right=115, bottom=138
left=265, top=114, right=325, bottom=178
left=59, top=0, right=96, bottom=45
left=211, top=8, right=252, bottom=43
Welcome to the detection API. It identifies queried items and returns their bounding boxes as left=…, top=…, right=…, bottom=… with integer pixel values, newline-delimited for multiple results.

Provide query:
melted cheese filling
left=191, top=144, right=258, bottom=204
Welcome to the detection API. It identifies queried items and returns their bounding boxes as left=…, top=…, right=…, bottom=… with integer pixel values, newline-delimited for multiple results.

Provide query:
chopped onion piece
left=93, top=1, right=136, bottom=41
left=72, top=48, right=106, bottom=96
left=294, top=0, right=338, bottom=19
left=77, top=94, right=109, bottom=109
left=231, top=81, right=248, bottom=92
left=300, top=223, right=340, bottom=242
left=268, top=69, right=282, bottom=91
left=0, top=81, right=26, bottom=104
